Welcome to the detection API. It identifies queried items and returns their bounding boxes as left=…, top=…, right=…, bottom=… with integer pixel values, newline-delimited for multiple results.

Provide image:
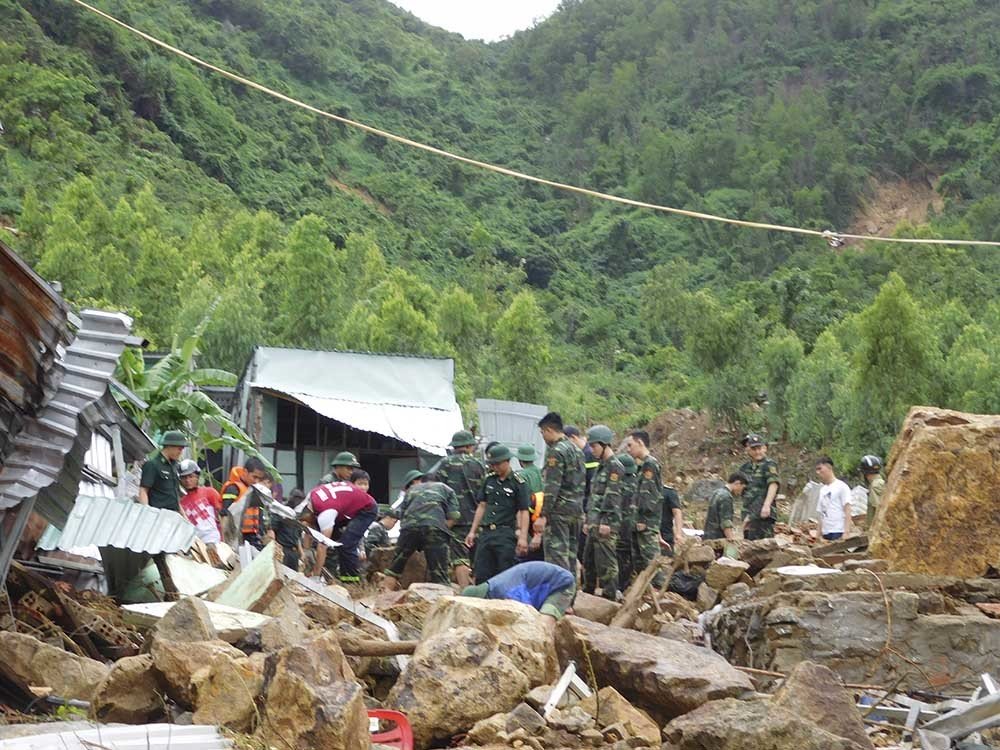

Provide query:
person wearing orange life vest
left=220, top=456, right=269, bottom=547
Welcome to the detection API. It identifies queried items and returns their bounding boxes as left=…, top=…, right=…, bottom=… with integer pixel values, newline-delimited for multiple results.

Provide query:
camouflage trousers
left=745, top=517, right=775, bottom=541
left=582, top=529, right=619, bottom=601
left=386, top=527, right=451, bottom=585
left=616, top=523, right=635, bottom=590
left=543, top=513, right=582, bottom=576
left=449, top=524, right=473, bottom=569
left=633, top=526, right=664, bottom=587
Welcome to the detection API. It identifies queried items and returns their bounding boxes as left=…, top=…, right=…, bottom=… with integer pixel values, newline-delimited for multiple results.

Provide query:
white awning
left=289, top=392, right=463, bottom=455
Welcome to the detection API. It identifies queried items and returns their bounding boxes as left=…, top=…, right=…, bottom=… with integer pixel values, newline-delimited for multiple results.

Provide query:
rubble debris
left=923, top=691, right=1000, bottom=740
left=0, top=723, right=232, bottom=750
left=556, top=616, right=753, bottom=723
left=870, top=406, right=1000, bottom=578
left=541, top=661, right=592, bottom=718
left=571, top=591, right=621, bottom=624
left=122, top=599, right=272, bottom=643
left=90, top=654, right=165, bottom=723
left=150, top=637, right=247, bottom=706
left=0, top=630, right=109, bottom=702
left=191, top=650, right=265, bottom=731
left=258, top=630, right=369, bottom=750
left=662, top=697, right=867, bottom=749
left=214, top=540, right=283, bottom=612
left=421, top=596, right=558, bottom=686
left=152, top=595, right=217, bottom=642
left=704, top=557, right=751, bottom=590
left=387, top=626, right=529, bottom=748
left=163, top=555, right=228, bottom=596
left=578, top=686, right=661, bottom=747
left=773, top=661, right=873, bottom=749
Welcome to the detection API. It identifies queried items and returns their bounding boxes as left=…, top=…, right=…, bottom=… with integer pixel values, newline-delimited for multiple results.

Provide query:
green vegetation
left=4, top=0, right=1000, bottom=472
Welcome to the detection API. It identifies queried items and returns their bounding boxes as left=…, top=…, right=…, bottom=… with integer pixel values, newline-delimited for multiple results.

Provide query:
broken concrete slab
left=663, top=697, right=867, bottom=749
left=122, top=600, right=272, bottom=643
left=422, top=596, right=558, bottom=686
left=214, top=541, right=283, bottom=613
left=0, top=631, right=109, bottom=702
left=773, top=661, right=873, bottom=749
left=164, top=555, right=228, bottom=597
left=556, top=616, right=753, bottom=723
left=387, top=626, right=529, bottom=749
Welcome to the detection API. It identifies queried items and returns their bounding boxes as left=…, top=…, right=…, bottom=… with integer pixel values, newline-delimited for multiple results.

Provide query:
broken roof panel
left=36, top=495, right=196, bottom=555
left=0, top=723, right=232, bottom=750
left=244, top=346, right=464, bottom=455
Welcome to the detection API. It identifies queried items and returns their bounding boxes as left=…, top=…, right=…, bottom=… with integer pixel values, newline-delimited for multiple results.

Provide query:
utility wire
left=67, top=0, right=1000, bottom=249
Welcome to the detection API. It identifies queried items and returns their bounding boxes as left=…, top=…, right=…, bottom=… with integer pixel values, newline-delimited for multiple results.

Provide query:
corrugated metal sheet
left=36, top=495, right=196, bottom=554
left=476, top=398, right=548, bottom=463
left=0, top=309, right=136, bottom=526
left=0, top=239, right=72, bottom=468
left=0, top=723, right=231, bottom=750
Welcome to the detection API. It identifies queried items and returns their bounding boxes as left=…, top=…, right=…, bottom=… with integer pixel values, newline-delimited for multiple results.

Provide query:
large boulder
left=578, top=686, right=661, bottom=747
left=571, top=591, right=621, bottom=624
left=663, top=697, right=867, bottom=750
left=152, top=596, right=216, bottom=644
left=773, top=661, right=873, bottom=749
left=387, top=626, right=529, bottom=749
left=422, top=596, right=557, bottom=686
left=704, top=558, right=751, bottom=591
left=192, top=651, right=266, bottom=731
left=870, top=407, right=1000, bottom=577
left=556, top=616, right=752, bottom=723
left=0, top=631, right=109, bottom=702
left=90, top=655, right=164, bottom=723
left=150, top=638, right=247, bottom=706
left=257, top=631, right=368, bottom=750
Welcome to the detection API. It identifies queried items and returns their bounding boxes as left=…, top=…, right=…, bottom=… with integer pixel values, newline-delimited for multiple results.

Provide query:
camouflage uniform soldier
left=583, top=425, right=626, bottom=601
left=626, top=430, right=664, bottom=583
left=615, top=452, right=639, bottom=589
left=384, top=471, right=460, bottom=588
left=738, top=433, right=780, bottom=541
left=536, top=412, right=586, bottom=575
left=466, top=444, right=530, bottom=581
left=430, top=430, right=486, bottom=587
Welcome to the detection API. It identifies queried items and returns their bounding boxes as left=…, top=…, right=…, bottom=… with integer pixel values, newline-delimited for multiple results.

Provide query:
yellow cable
left=66, top=0, right=1000, bottom=249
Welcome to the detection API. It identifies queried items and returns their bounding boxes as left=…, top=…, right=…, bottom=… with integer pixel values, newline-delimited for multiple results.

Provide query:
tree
left=276, top=214, right=343, bottom=347
left=787, top=330, right=850, bottom=448
left=494, top=290, right=552, bottom=403
left=762, top=328, right=804, bottom=439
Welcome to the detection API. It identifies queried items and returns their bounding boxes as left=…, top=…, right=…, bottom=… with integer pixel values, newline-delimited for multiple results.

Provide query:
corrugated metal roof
left=36, top=495, right=196, bottom=554
left=0, top=309, right=136, bottom=526
left=0, top=239, right=72, bottom=468
left=476, top=398, right=549, bottom=462
left=0, top=723, right=231, bottom=750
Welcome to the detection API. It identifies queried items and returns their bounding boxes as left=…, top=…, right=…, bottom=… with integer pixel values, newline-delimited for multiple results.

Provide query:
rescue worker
left=738, top=433, right=780, bottom=540
left=517, top=445, right=545, bottom=559
left=582, top=425, right=626, bottom=601
left=659, top=484, right=684, bottom=556
left=220, top=456, right=269, bottom=515
left=536, top=412, right=586, bottom=575
left=139, top=430, right=187, bottom=511
left=703, top=473, right=749, bottom=541
left=430, top=430, right=486, bottom=588
left=178, top=459, right=222, bottom=545
left=615, top=452, right=639, bottom=589
left=466, top=444, right=530, bottom=581
left=302, top=478, right=378, bottom=582
left=565, top=425, right=598, bottom=563
left=861, top=455, right=885, bottom=528
left=364, top=505, right=397, bottom=558
left=322, top=451, right=361, bottom=483
left=461, top=561, right=577, bottom=624
left=626, top=430, right=666, bottom=581
left=383, top=470, right=460, bottom=589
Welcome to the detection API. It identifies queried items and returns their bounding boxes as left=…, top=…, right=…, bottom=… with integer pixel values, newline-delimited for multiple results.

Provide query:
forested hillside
left=4, top=0, right=1000, bottom=468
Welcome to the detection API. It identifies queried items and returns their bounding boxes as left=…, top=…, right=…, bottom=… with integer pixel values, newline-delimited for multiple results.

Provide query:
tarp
left=247, top=347, right=463, bottom=455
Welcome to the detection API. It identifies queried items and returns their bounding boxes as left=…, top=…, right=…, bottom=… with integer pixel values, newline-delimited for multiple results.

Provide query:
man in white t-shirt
left=815, top=456, right=853, bottom=541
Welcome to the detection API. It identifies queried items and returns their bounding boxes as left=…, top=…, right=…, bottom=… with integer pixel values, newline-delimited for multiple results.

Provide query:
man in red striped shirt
left=300, top=480, right=377, bottom=583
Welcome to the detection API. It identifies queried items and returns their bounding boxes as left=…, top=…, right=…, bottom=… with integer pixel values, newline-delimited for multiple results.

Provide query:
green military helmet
left=331, top=451, right=361, bottom=468
left=516, top=444, right=537, bottom=462
left=402, top=469, right=425, bottom=488
left=449, top=430, right=476, bottom=448
left=616, top=452, right=638, bottom=475
left=586, top=424, right=614, bottom=446
left=485, top=444, right=514, bottom=465
left=160, top=429, right=188, bottom=447
left=377, top=503, right=393, bottom=516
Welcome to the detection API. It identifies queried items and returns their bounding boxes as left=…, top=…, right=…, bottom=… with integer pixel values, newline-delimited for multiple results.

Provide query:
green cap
left=377, top=503, right=394, bottom=516
left=161, top=430, right=188, bottom=447
left=331, top=451, right=361, bottom=468
left=617, top=453, right=637, bottom=474
left=517, top=445, right=537, bottom=462
left=402, top=469, right=424, bottom=488
left=586, top=424, right=614, bottom=445
left=449, top=430, right=476, bottom=448
left=486, top=444, right=513, bottom=464
left=461, top=583, right=489, bottom=598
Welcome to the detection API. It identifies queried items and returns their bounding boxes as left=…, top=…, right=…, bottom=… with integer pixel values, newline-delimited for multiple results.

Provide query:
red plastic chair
left=368, top=709, right=414, bottom=750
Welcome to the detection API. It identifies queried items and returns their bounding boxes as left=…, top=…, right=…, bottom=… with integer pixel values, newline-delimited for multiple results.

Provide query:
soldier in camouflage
left=536, top=412, right=586, bottom=575
left=363, top=504, right=396, bottom=558
left=583, top=424, right=626, bottom=601
left=615, top=452, right=639, bottom=589
left=738, top=433, right=780, bottom=541
left=626, top=430, right=665, bottom=584
left=466, top=444, right=530, bottom=581
left=383, top=470, right=460, bottom=589
left=430, top=430, right=486, bottom=587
